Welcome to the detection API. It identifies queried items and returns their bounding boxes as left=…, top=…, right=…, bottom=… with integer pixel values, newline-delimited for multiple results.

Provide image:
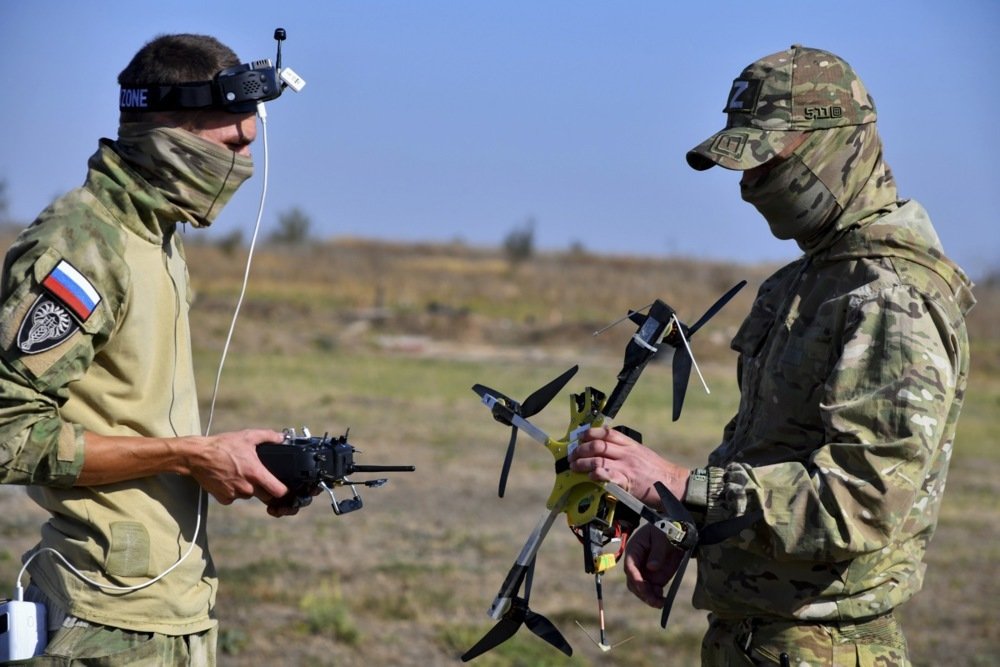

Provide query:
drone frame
left=462, top=282, right=749, bottom=661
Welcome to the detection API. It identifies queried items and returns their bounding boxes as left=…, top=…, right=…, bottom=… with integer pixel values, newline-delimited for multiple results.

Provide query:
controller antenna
left=274, top=28, right=286, bottom=69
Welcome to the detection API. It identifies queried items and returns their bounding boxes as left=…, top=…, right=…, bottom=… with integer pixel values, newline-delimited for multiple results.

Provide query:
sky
left=2, top=1, right=998, bottom=279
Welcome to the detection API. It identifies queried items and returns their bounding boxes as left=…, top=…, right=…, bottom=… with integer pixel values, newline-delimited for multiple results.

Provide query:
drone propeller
left=476, top=365, right=579, bottom=497
left=471, top=383, right=514, bottom=406
left=667, top=281, right=747, bottom=421
left=649, top=478, right=762, bottom=630
left=650, top=481, right=697, bottom=630
left=461, top=559, right=572, bottom=661
left=521, top=365, right=579, bottom=417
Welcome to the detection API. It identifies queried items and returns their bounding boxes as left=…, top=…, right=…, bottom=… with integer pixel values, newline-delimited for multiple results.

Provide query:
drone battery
left=0, top=599, right=47, bottom=661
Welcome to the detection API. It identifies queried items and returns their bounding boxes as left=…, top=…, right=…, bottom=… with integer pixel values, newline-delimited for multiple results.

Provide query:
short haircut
left=117, top=33, right=241, bottom=125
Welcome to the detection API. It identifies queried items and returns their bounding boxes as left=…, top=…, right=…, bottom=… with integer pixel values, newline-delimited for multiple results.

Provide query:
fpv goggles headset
left=119, top=28, right=304, bottom=114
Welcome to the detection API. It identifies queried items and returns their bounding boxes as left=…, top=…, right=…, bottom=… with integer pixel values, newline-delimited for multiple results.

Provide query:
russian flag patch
left=41, top=260, right=102, bottom=322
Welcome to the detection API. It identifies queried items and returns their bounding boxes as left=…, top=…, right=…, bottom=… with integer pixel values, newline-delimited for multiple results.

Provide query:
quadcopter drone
left=462, top=281, right=755, bottom=661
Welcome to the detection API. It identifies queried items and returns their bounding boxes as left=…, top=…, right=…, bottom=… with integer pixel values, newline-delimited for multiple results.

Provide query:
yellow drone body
left=543, top=387, right=616, bottom=529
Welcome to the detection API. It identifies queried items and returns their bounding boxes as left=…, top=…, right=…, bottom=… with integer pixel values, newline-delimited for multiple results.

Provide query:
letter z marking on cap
left=725, top=79, right=761, bottom=113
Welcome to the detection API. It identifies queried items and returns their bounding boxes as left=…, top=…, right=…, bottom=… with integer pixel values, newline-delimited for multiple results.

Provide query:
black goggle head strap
left=119, top=59, right=281, bottom=114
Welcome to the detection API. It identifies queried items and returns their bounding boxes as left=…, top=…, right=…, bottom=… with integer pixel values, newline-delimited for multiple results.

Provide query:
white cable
left=206, top=101, right=269, bottom=435
left=16, top=537, right=199, bottom=594
left=17, top=103, right=272, bottom=596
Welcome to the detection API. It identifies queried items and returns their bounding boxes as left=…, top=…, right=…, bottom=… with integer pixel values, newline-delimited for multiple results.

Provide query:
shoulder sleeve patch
left=41, top=259, right=102, bottom=322
left=16, top=293, right=82, bottom=354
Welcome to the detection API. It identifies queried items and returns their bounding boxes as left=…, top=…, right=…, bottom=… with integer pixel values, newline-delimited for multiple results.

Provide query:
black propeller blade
left=472, top=383, right=523, bottom=497
left=483, top=365, right=578, bottom=498
left=652, top=481, right=696, bottom=631
left=520, top=365, right=579, bottom=418
left=650, top=479, right=762, bottom=629
left=497, top=427, right=520, bottom=499
left=461, top=611, right=522, bottom=662
left=688, top=280, right=747, bottom=336
left=667, top=281, right=747, bottom=421
left=671, top=350, right=693, bottom=423
left=471, top=383, right=513, bottom=407
left=524, top=606, right=572, bottom=656
left=461, top=560, right=572, bottom=661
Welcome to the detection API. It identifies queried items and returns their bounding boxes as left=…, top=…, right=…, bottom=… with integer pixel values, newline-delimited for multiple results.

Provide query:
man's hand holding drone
left=623, top=523, right=687, bottom=609
left=569, top=425, right=689, bottom=506
left=569, top=426, right=692, bottom=610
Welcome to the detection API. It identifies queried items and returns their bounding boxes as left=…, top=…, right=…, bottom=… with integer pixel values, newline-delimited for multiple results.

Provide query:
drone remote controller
left=256, top=428, right=414, bottom=514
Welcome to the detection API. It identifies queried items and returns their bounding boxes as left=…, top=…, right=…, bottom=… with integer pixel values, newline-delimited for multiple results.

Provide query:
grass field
left=1, top=237, right=997, bottom=665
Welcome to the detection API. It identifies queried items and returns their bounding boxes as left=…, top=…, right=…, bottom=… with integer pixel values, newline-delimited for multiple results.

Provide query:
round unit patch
left=17, top=294, right=80, bottom=354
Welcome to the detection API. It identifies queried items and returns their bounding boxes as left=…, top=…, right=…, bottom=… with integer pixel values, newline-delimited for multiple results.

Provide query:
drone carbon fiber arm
left=487, top=496, right=568, bottom=621
left=603, top=482, right=695, bottom=550
left=602, top=300, right=676, bottom=420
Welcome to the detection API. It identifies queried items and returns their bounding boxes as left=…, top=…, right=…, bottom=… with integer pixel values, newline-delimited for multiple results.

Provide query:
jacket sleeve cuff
left=55, top=422, right=86, bottom=486
left=684, top=467, right=710, bottom=509
left=683, top=466, right=727, bottom=524
left=35, top=420, right=86, bottom=487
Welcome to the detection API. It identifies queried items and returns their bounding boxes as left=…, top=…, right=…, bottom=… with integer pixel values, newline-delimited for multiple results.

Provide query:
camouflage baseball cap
left=686, top=45, right=877, bottom=171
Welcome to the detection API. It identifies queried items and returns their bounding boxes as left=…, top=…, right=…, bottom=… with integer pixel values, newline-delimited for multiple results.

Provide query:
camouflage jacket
left=689, top=200, right=975, bottom=621
left=0, top=141, right=216, bottom=634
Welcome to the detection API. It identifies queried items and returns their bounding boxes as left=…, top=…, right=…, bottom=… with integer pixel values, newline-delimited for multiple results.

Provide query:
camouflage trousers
left=17, top=585, right=217, bottom=666
left=21, top=620, right=217, bottom=667
left=700, top=613, right=910, bottom=666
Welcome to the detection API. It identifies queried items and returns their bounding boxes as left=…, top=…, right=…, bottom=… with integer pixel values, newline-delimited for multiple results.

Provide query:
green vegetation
left=503, top=217, right=536, bottom=266
left=299, top=577, right=360, bottom=644
left=268, top=207, right=313, bottom=246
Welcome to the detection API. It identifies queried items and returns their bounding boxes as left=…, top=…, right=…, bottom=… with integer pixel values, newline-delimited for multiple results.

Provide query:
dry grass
left=1, top=235, right=998, bottom=665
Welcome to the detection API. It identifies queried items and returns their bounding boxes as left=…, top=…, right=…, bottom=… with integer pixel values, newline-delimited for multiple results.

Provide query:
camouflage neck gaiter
left=115, top=123, right=254, bottom=228
left=741, top=124, right=897, bottom=253
left=739, top=138, right=841, bottom=245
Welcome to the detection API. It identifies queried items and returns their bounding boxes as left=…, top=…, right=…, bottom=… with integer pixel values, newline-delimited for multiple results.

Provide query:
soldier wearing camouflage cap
left=0, top=34, right=294, bottom=664
left=569, top=45, right=974, bottom=665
